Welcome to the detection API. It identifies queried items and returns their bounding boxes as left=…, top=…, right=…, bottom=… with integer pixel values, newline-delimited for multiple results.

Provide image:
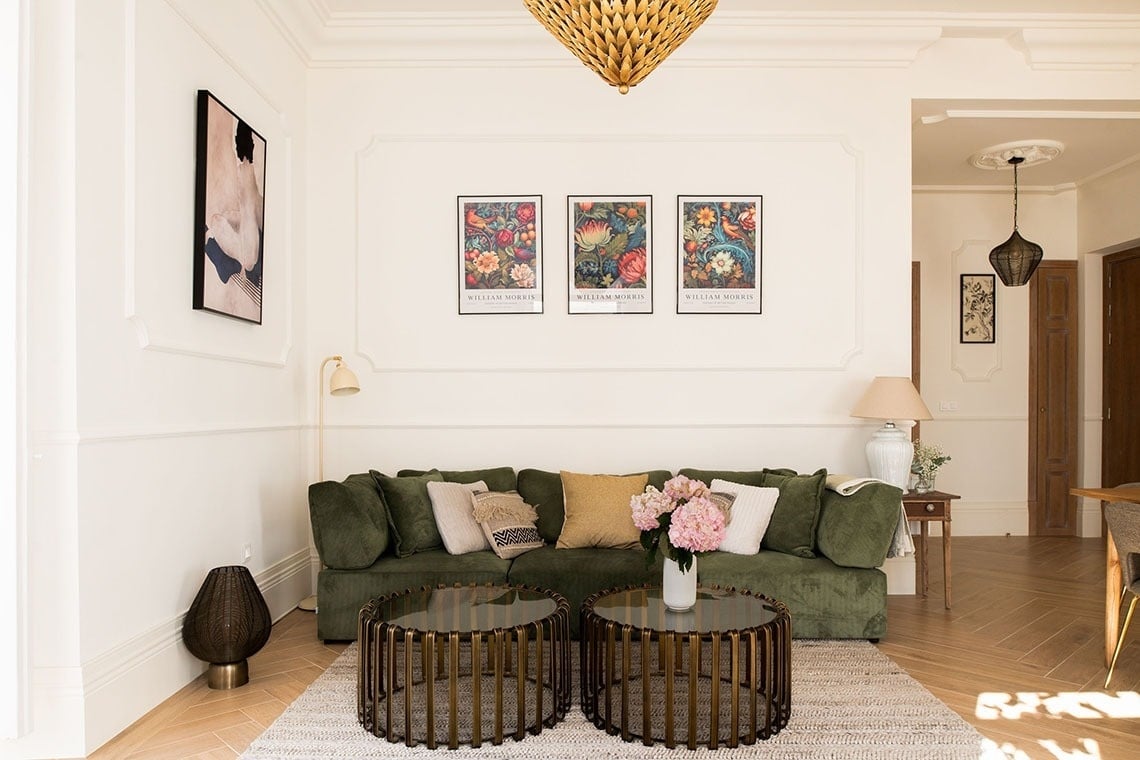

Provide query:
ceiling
left=282, top=2, right=1140, bottom=188
left=912, top=99, right=1140, bottom=188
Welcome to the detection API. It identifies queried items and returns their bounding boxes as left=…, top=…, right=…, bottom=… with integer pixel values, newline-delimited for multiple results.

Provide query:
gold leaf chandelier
left=523, top=0, right=719, bottom=94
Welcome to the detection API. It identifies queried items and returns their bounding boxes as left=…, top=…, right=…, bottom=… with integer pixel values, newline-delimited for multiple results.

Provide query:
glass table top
left=589, top=587, right=780, bottom=633
left=374, top=585, right=557, bottom=633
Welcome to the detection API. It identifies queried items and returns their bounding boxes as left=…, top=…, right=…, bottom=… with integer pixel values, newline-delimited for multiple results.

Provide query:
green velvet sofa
left=307, top=466, right=903, bottom=642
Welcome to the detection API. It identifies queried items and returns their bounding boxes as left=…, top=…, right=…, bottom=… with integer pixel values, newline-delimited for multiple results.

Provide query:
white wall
left=4, top=0, right=310, bottom=756
left=7, top=4, right=1140, bottom=757
left=912, top=189, right=1078, bottom=536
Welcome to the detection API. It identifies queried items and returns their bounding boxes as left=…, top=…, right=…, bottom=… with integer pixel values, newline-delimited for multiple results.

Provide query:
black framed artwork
left=960, top=273, right=996, bottom=343
left=193, top=90, right=266, bottom=324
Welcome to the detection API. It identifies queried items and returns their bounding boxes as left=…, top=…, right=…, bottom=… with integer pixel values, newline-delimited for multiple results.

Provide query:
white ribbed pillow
left=711, top=479, right=780, bottom=555
left=426, top=480, right=489, bottom=555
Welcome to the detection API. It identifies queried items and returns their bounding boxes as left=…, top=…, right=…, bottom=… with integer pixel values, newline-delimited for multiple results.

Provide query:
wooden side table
left=902, top=490, right=959, bottom=609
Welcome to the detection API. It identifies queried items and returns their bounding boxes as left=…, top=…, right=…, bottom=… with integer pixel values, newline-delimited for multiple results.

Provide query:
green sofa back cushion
left=518, top=468, right=671, bottom=543
left=816, top=482, right=902, bottom=568
left=370, top=469, right=445, bottom=558
left=677, top=468, right=766, bottom=488
left=307, top=474, right=389, bottom=569
left=760, top=468, right=827, bottom=558
left=397, top=466, right=517, bottom=492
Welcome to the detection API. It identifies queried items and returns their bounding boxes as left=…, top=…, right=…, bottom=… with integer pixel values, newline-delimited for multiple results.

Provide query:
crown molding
left=255, top=2, right=1140, bottom=69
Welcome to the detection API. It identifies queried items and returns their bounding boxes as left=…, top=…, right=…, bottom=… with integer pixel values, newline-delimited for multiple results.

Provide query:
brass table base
left=358, top=585, right=571, bottom=749
left=581, top=586, right=792, bottom=749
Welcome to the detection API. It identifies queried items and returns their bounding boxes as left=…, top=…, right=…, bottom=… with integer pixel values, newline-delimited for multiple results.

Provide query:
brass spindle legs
left=579, top=585, right=792, bottom=749
left=356, top=584, right=570, bottom=748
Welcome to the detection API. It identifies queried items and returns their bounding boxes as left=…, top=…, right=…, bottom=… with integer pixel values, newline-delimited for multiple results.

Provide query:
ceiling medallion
left=969, top=139, right=1065, bottom=171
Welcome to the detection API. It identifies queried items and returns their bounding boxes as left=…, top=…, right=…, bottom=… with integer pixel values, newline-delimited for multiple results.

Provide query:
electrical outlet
left=241, top=543, right=252, bottom=564
left=938, top=401, right=959, bottom=412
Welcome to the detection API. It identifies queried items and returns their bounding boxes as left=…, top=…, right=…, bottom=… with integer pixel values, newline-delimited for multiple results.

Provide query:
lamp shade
left=182, top=565, right=272, bottom=689
left=328, top=363, right=360, bottom=396
left=851, top=376, right=932, bottom=422
left=989, top=229, right=1043, bottom=287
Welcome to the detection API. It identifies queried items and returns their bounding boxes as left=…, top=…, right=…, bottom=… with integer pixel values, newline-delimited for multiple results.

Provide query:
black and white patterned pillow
left=471, top=491, right=545, bottom=559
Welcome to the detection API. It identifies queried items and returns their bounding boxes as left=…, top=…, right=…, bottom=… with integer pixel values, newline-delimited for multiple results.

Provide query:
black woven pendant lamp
left=988, top=156, right=1043, bottom=287
left=183, top=565, right=272, bottom=689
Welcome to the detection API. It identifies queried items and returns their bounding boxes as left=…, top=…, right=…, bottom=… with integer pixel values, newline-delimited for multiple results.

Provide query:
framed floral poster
left=568, top=195, right=652, bottom=314
left=677, top=196, right=762, bottom=314
left=960, top=273, right=996, bottom=343
left=458, top=195, right=543, bottom=314
left=192, top=90, right=266, bottom=324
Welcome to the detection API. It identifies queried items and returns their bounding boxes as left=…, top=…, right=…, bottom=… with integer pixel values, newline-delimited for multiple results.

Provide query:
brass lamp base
left=207, top=660, right=249, bottom=690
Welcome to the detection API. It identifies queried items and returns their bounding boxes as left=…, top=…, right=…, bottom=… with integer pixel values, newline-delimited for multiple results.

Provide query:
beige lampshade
left=851, top=376, right=932, bottom=421
left=328, top=363, right=360, bottom=396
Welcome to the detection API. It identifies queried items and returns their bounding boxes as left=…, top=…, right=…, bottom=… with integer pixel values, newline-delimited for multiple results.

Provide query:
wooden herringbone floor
left=90, top=536, right=1140, bottom=759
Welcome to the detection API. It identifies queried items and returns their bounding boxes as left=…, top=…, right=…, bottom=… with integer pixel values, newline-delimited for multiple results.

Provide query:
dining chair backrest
left=1107, top=483, right=1140, bottom=595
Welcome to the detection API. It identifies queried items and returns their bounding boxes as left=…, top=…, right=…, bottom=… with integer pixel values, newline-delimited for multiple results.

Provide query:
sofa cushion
left=816, top=482, right=903, bottom=568
left=315, top=549, right=511, bottom=641
left=307, top=474, right=389, bottom=569
left=678, top=468, right=766, bottom=488
left=398, top=467, right=517, bottom=492
left=508, top=545, right=663, bottom=637
left=698, top=550, right=887, bottom=639
left=519, top=468, right=672, bottom=543
left=557, top=471, right=647, bottom=549
left=471, top=491, right=544, bottom=559
left=757, top=468, right=826, bottom=558
left=710, top=479, right=780, bottom=555
left=426, top=480, right=488, bottom=555
left=370, top=469, right=445, bottom=558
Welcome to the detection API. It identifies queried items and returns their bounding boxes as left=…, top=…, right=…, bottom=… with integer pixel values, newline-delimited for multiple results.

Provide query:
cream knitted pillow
left=426, top=480, right=488, bottom=555
left=711, top=478, right=780, bottom=555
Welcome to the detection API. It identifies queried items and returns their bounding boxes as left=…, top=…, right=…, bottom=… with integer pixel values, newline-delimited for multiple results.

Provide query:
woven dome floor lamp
left=183, top=565, right=272, bottom=689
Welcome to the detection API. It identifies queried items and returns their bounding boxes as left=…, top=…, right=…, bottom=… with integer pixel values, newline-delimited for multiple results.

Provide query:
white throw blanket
left=825, top=474, right=915, bottom=559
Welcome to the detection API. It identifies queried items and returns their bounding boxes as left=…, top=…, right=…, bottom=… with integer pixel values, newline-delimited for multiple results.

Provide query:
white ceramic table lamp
left=850, top=376, right=932, bottom=490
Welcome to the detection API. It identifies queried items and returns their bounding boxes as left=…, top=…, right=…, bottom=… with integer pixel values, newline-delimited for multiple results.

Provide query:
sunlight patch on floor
left=976, top=691, right=1140, bottom=720
left=981, top=737, right=1102, bottom=760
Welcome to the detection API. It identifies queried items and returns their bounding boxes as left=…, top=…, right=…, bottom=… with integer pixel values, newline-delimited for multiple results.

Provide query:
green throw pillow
left=307, top=474, right=389, bottom=569
left=678, top=468, right=766, bottom=488
left=397, top=466, right=517, bottom=492
left=370, top=469, right=445, bottom=558
left=760, top=468, right=827, bottom=558
left=816, top=482, right=903, bottom=568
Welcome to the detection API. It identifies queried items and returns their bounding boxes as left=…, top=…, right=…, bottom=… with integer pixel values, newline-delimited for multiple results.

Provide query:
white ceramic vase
left=663, top=556, right=697, bottom=611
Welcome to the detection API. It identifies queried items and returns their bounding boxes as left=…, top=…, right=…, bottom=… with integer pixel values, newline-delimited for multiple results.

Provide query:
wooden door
left=1028, top=261, right=1079, bottom=536
left=1103, top=248, right=1140, bottom=490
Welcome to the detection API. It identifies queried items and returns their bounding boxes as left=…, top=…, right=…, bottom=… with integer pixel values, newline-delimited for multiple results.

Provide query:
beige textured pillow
left=471, top=491, right=544, bottom=560
left=557, top=471, right=648, bottom=549
left=426, top=479, right=488, bottom=555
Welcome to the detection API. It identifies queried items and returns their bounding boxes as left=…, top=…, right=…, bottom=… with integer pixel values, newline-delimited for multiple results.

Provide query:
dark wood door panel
left=1103, top=249, right=1140, bottom=491
left=1029, top=260, right=1078, bottom=536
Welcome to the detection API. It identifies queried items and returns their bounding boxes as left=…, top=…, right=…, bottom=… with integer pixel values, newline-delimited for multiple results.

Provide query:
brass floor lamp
left=298, top=354, right=360, bottom=612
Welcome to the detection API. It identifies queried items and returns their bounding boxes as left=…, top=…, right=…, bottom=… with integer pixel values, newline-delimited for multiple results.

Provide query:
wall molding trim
left=949, top=239, right=1004, bottom=383
left=76, top=423, right=302, bottom=446
left=82, top=548, right=310, bottom=704
left=354, top=132, right=864, bottom=375
left=123, top=0, right=295, bottom=369
left=255, top=2, right=1140, bottom=71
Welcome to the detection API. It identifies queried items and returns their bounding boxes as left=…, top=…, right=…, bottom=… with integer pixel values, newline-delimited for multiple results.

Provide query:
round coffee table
left=580, top=585, right=791, bottom=749
left=358, top=584, right=571, bottom=749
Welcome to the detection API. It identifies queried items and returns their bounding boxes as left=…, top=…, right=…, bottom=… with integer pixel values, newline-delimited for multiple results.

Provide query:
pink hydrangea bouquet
left=630, top=474, right=727, bottom=574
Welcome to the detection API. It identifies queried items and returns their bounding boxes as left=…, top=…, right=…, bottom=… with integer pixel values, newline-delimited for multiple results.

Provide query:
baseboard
left=81, top=548, right=312, bottom=752
left=1077, top=499, right=1104, bottom=538
left=916, top=500, right=1028, bottom=537
left=883, top=556, right=916, bottom=595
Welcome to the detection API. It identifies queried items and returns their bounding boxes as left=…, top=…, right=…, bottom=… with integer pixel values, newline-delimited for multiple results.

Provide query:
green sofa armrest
left=308, top=474, right=389, bottom=570
left=815, top=482, right=903, bottom=569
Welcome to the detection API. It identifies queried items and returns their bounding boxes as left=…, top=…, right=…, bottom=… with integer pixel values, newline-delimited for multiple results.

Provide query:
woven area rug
left=242, top=640, right=988, bottom=759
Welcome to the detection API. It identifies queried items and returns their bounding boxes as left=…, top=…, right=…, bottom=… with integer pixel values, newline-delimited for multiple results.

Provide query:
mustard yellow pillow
left=557, top=471, right=649, bottom=549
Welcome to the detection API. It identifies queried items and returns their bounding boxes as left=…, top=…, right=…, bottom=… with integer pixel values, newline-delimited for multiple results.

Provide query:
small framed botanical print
left=677, top=196, right=762, bottom=314
left=568, top=195, right=652, bottom=314
left=458, top=195, right=543, bottom=314
left=960, top=273, right=996, bottom=343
